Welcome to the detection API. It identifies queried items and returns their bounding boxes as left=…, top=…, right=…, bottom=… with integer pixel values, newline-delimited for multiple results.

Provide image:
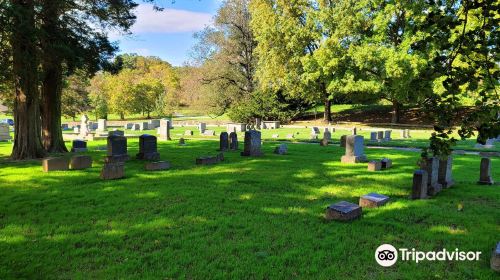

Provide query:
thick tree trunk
left=322, top=83, right=332, bottom=123
left=10, top=0, right=47, bottom=160
left=391, top=100, right=402, bottom=124
left=120, top=113, right=124, bottom=120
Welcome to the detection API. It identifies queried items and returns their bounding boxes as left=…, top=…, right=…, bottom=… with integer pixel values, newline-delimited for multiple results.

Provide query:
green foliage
left=61, top=71, right=90, bottom=120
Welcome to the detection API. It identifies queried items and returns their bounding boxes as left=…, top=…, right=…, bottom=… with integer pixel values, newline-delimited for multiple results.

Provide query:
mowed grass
left=0, top=139, right=499, bottom=279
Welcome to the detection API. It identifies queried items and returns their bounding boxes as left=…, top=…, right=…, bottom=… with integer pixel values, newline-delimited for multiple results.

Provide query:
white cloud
left=131, top=4, right=213, bottom=34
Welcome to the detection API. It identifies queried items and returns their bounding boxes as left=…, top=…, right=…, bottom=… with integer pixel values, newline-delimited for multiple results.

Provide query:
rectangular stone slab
left=411, top=170, right=428, bottom=199
left=100, top=162, right=124, bottom=180
left=367, top=161, right=382, bottom=171
left=325, top=201, right=362, bottom=221
left=145, top=161, right=171, bottom=171
left=42, top=157, right=70, bottom=172
left=359, top=193, right=389, bottom=208
left=70, top=155, right=92, bottom=170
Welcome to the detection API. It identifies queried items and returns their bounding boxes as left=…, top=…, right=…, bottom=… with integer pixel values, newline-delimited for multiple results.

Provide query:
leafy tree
left=61, top=71, right=91, bottom=120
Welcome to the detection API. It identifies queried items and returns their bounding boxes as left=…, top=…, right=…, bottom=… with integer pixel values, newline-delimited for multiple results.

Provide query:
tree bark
left=322, top=83, right=332, bottom=123
left=391, top=100, right=402, bottom=124
left=10, top=0, right=47, bottom=160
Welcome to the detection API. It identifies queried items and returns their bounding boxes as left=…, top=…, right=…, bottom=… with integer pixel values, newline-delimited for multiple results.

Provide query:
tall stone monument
left=341, top=135, right=367, bottom=163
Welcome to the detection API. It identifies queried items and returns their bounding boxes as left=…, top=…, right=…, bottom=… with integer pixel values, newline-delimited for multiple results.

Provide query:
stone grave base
left=359, top=193, right=389, bottom=208
left=325, top=201, right=362, bottom=221
left=70, top=155, right=92, bottom=170
left=341, top=155, right=368, bottom=164
left=136, top=152, right=160, bottom=161
left=145, top=161, right=171, bottom=171
left=104, top=154, right=130, bottom=163
left=42, top=157, right=70, bottom=172
left=71, top=148, right=88, bottom=153
left=367, top=161, right=381, bottom=171
left=101, top=162, right=124, bottom=180
left=196, top=153, right=224, bottom=165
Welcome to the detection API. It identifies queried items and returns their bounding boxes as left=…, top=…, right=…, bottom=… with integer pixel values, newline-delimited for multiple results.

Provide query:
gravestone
left=274, top=144, right=288, bottom=155
left=104, top=135, right=129, bottom=162
left=325, top=201, right=362, bottom=221
left=370, top=132, right=377, bottom=142
left=136, top=134, right=160, bottom=160
left=158, top=120, right=171, bottom=140
left=100, top=162, right=124, bottom=180
left=198, top=123, right=207, bottom=133
left=97, top=119, right=107, bottom=132
left=263, top=121, right=280, bottom=129
left=130, top=124, right=140, bottom=131
left=139, top=122, right=149, bottom=131
left=323, top=129, right=332, bottom=141
left=438, top=156, right=454, bottom=188
left=384, top=130, right=392, bottom=141
left=286, top=134, right=294, bottom=139
left=320, top=137, right=329, bottom=146
left=419, top=157, right=442, bottom=196
left=145, top=161, right=170, bottom=171
left=411, top=170, right=428, bottom=199
left=61, top=124, right=69, bottom=130
left=405, top=129, right=411, bottom=138
left=124, top=123, right=133, bottom=130
left=272, top=134, right=279, bottom=139
left=311, top=127, right=320, bottom=135
left=202, top=130, right=215, bottom=136
left=359, top=193, right=389, bottom=208
left=70, top=155, right=92, bottom=170
left=491, top=242, right=500, bottom=272
left=79, top=114, right=90, bottom=138
left=229, top=132, right=238, bottom=150
left=478, top=157, right=494, bottom=185
left=381, top=158, right=392, bottom=169
left=108, top=130, right=124, bottom=137
left=241, top=130, right=263, bottom=156
left=227, top=123, right=246, bottom=133
left=377, top=131, right=384, bottom=142
left=367, top=161, right=381, bottom=171
left=196, top=153, right=224, bottom=165
left=352, top=127, right=357, bottom=135
left=310, top=133, right=318, bottom=140
left=42, top=157, right=70, bottom=172
left=341, top=135, right=367, bottom=163
left=219, top=132, right=229, bottom=151
left=148, top=119, right=161, bottom=129
left=179, top=138, right=186, bottom=146
left=71, top=140, right=87, bottom=152
left=184, top=130, right=193, bottom=136
left=340, top=135, right=347, bottom=148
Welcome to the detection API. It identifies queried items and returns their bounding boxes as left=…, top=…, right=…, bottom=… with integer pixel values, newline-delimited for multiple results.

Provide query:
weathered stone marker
left=320, top=137, right=329, bottom=146
left=70, top=155, right=92, bottom=170
left=377, top=131, right=384, bottom=142
left=241, top=130, right=263, bottom=156
left=71, top=140, right=87, bottom=152
left=325, top=201, right=362, bottom=221
left=0, top=123, right=12, bottom=141
left=229, top=132, right=238, bottom=150
left=438, top=156, right=454, bottom=188
left=219, top=132, right=229, bottom=151
left=198, top=122, right=206, bottom=133
left=105, top=135, right=129, bottom=162
left=420, top=157, right=442, bottom=196
left=145, top=161, right=170, bottom=171
left=136, top=134, right=160, bottom=160
left=478, top=157, right=494, bottom=185
left=340, top=135, right=347, bottom=148
left=202, top=130, right=215, bottom=136
left=323, top=129, right=332, bottom=141
left=158, top=120, right=171, bottom=140
left=370, top=132, right=377, bottom=142
left=196, top=153, right=224, bottom=165
left=179, top=138, right=186, bottom=146
left=341, top=135, right=367, bottom=163
left=97, top=119, right=107, bottom=132
left=42, top=157, right=70, bottom=172
left=367, top=161, right=382, bottom=171
left=381, top=158, right=392, bottom=169
left=108, top=130, right=124, bottom=137
left=411, top=170, right=428, bottom=199
left=491, top=241, right=500, bottom=272
left=100, top=162, right=124, bottom=180
left=384, top=130, right=392, bottom=141
left=274, top=144, right=288, bottom=155
left=352, top=127, right=357, bottom=135
left=359, top=193, right=389, bottom=208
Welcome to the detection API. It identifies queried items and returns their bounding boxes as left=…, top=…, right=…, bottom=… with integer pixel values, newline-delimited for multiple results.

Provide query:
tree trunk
left=322, top=83, right=332, bottom=123
left=40, top=1, right=67, bottom=153
left=10, top=0, right=47, bottom=160
left=391, top=100, right=402, bottom=124
left=120, top=113, right=124, bottom=120
left=147, top=111, right=150, bottom=119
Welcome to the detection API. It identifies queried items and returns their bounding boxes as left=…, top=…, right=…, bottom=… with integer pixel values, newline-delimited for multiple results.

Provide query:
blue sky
left=114, top=0, right=221, bottom=66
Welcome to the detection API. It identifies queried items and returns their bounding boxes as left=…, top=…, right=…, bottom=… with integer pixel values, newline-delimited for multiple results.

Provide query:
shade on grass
left=0, top=140, right=498, bottom=279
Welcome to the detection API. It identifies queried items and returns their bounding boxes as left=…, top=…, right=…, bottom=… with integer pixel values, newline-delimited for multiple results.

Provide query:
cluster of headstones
left=310, top=127, right=334, bottom=145
left=0, top=123, right=11, bottom=141
left=198, top=123, right=215, bottom=136
left=369, top=130, right=393, bottom=142
left=326, top=193, right=390, bottom=221
left=400, top=129, right=411, bottom=139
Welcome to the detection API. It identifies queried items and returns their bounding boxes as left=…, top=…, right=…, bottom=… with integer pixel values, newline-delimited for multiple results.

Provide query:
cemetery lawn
left=0, top=140, right=499, bottom=279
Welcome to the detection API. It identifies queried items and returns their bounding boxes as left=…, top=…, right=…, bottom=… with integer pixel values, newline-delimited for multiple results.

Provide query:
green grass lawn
left=0, top=138, right=498, bottom=279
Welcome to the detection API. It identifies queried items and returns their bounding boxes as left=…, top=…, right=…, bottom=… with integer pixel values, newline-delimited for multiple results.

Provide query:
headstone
left=71, top=140, right=87, bottom=152
left=227, top=123, right=246, bottom=133
left=73, top=126, right=80, bottom=134
left=359, top=193, right=389, bottom=208
left=255, top=118, right=262, bottom=130
left=384, top=130, right=392, bottom=141
left=340, top=135, right=347, bottom=148
left=367, top=161, right=382, bottom=171
left=311, top=127, right=320, bottom=135
left=70, top=155, right=92, bottom=170
left=219, top=132, right=229, bottom=151
left=179, top=138, right=186, bottom=146
left=438, top=156, right=454, bottom=188
left=419, top=157, right=442, bottom=196
left=42, top=157, right=70, bottom=172
left=274, top=144, right=288, bottom=155
left=478, top=157, right=494, bottom=185
left=198, top=123, right=207, bottom=133
left=79, top=114, right=89, bottom=138
left=323, top=129, right=332, bottom=141
left=229, top=132, right=238, bottom=150
left=381, top=158, right=392, bottom=169
left=272, top=134, right=279, bottom=139
left=411, top=170, right=428, bottom=199
left=104, top=135, right=129, bottom=162
left=97, top=119, right=107, bottom=132
left=352, top=127, right=357, bottom=135
left=320, top=137, right=329, bottom=146
left=202, top=130, right=215, bottom=136
left=148, top=119, right=161, bottom=129
left=100, top=162, right=124, bottom=180
left=184, top=130, right=193, bottom=136
left=262, top=121, right=280, bottom=129
left=124, top=123, right=133, bottom=130
left=136, top=134, right=160, bottom=160
left=196, top=153, right=224, bottom=165
left=491, top=241, right=500, bottom=272
left=139, top=122, right=149, bottom=131
left=341, top=135, right=367, bottom=163
left=130, top=124, right=140, bottom=131
left=370, top=132, right=377, bottom=142
left=241, top=130, right=263, bottom=156
left=158, top=120, right=171, bottom=140
left=286, top=134, right=294, bottom=139
left=405, top=129, right=411, bottom=138
left=145, top=161, right=170, bottom=171
left=377, top=131, right=384, bottom=142
left=108, top=130, right=124, bottom=137
left=61, top=124, right=69, bottom=130
left=325, top=201, right=362, bottom=221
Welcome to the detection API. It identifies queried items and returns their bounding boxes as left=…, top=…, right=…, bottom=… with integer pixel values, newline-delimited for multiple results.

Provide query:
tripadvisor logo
left=375, top=244, right=482, bottom=267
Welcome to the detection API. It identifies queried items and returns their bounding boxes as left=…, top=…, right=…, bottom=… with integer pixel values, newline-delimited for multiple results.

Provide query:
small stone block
left=196, top=153, right=224, bottom=165
left=359, top=193, right=389, bottom=208
left=341, top=155, right=368, bottom=163
left=491, top=242, right=500, bottom=272
left=325, top=201, right=362, bottom=221
left=381, top=158, right=392, bottom=169
left=100, top=162, right=124, bottom=180
left=42, top=157, right=70, bottom=172
left=367, top=161, right=382, bottom=171
left=145, top=161, right=170, bottom=171
left=70, top=155, right=92, bottom=170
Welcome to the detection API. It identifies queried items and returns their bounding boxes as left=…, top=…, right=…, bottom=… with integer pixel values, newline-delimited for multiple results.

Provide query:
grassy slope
left=0, top=139, right=498, bottom=279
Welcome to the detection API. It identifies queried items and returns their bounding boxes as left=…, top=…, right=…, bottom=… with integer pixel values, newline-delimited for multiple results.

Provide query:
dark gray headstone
left=420, top=157, right=442, bottom=196
left=478, top=157, right=494, bottom=185
left=359, top=193, right=389, bottom=208
left=101, top=162, right=124, bottom=180
left=136, top=134, right=160, bottom=160
left=196, top=153, right=224, bottom=165
left=323, top=130, right=332, bottom=141
left=370, top=132, right=377, bottom=141
left=229, top=132, right=238, bottom=150
left=325, top=201, right=362, bottom=221
left=274, top=144, right=288, bottom=155
left=241, top=130, right=263, bottom=157
left=219, top=132, right=229, bottom=151
left=367, top=161, right=381, bottom=171
left=438, top=156, right=454, bottom=188
left=145, top=161, right=170, bottom=171
left=411, top=170, right=428, bottom=199
left=70, top=155, right=92, bottom=170
left=105, top=135, right=129, bottom=162
left=340, top=135, right=347, bottom=148
left=377, top=131, right=384, bottom=142
left=71, top=140, right=87, bottom=152
left=384, top=130, right=392, bottom=141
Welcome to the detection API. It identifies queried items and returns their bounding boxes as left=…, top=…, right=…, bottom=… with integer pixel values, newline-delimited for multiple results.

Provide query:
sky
left=113, top=0, right=221, bottom=66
